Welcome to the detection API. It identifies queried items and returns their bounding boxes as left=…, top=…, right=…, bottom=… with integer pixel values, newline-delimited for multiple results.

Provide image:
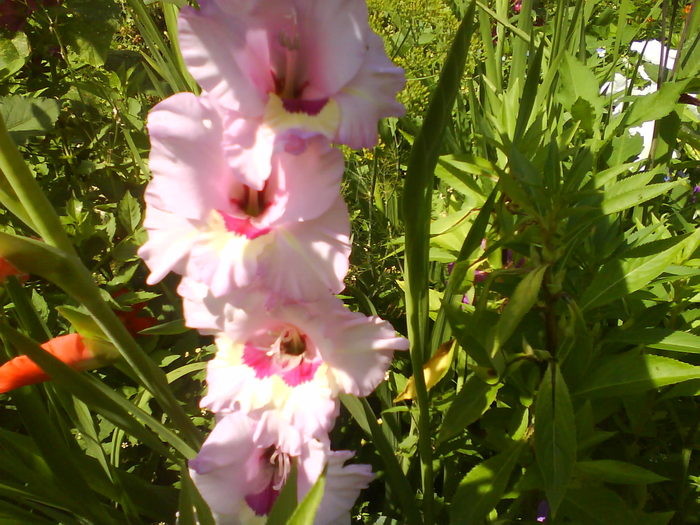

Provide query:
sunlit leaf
left=449, top=440, right=524, bottom=524
left=437, top=373, right=500, bottom=444
left=574, top=352, right=700, bottom=398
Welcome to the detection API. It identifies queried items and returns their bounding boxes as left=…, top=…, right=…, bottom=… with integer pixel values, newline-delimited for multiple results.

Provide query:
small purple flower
left=474, top=269, right=489, bottom=283
left=536, top=500, right=549, bottom=523
left=502, top=249, right=514, bottom=266
left=461, top=294, right=470, bottom=305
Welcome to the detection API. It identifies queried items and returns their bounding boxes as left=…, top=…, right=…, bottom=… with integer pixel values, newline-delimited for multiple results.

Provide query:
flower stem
left=0, top=113, right=203, bottom=451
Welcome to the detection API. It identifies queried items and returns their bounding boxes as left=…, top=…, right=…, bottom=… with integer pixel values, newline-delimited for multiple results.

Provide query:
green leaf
left=117, top=191, right=142, bottom=232
left=0, top=96, right=60, bottom=145
left=574, top=351, right=700, bottom=398
left=591, top=162, right=643, bottom=188
left=488, top=265, right=547, bottom=356
left=56, top=305, right=109, bottom=341
left=604, top=328, right=700, bottom=354
left=339, top=395, right=421, bottom=525
left=0, top=32, right=30, bottom=80
left=449, top=440, right=524, bottom=524
left=178, top=463, right=215, bottom=525
left=437, top=374, right=500, bottom=444
left=619, top=79, right=690, bottom=130
left=61, top=0, right=121, bottom=66
left=0, top=232, right=74, bottom=283
left=560, top=486, right=641, bottom=524
left=138, top=319, right=189, bottom=335
left=559, top=53, right=603, bottom=114
left=401, top=4, right=477, bottom=520
left=576, top=460, right=668, bottom=484
left=287, top=470, right=326, bottom=525
left=600, top=181, right=681, bottom=215
left=535, top=364, right=577, bottom=516
left=403, top=0, right=477, bottom=361
left=0, top=323, right=195, bottom=459
left=266, top=463, right=299, bottom=525
left=580, top=230, right=699, bottom=310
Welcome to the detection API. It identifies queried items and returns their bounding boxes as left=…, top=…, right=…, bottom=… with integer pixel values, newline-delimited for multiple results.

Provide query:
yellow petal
left=263, top=93, right=340, bottom=139
left=394, top=339, right=456, bottom=402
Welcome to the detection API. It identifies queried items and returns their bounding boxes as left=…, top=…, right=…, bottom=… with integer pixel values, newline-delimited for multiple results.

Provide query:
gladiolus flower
left=178, top=278, right=407, bottom=442
left=180, top=282, right=409, bottom=404
left=178, top=0, right=405, bottom=150
left=138, top=92, right=350, bottom=301
left=190, top=411, right=372, bottom=524
left=0, top=333, right=119, bottom=394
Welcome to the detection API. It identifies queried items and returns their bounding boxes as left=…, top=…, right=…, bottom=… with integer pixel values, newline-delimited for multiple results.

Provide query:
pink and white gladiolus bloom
left=138, top=92, right=350, bottom=301
left=179, top=0, right=405, bottom=150
left=180, top=280, right=409, bottom=407
left=190, top=411, right=373, bottom=525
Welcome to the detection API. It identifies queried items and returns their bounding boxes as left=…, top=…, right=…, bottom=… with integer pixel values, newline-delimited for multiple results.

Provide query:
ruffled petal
left=146, top=92, right=230, bottom=220
left=179, top=1, right=272, bottom=116
left=295, top=0, right=368, bottom=97
left=138, top=208, right=198, bottom=284
left=333, top=32, right=405, bottom=149
left=314, top=452, right=373, bottom=525
left=319, top=300, right=409, bottom=396
left=189, top=412, right=261, bottom=516
left=220, top=114, right=276, bottom=191
left=260, top=198, right=351, bottom=301
left=265, top=136, right=343, bottom=224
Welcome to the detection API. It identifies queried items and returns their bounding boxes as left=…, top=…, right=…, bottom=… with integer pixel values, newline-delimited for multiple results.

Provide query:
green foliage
left=0, top=0, right=698, bottom=524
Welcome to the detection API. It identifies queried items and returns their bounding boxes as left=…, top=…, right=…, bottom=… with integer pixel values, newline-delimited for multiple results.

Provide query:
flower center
left=215, top=183, right=272, bottom=239
left=244, top=447, right=292, bottom=516
left=269, top=20, right=330, bottom=117
left=241, top=325, right=321, bottom=387
left=240, top=185, right=266, bottom=217
left=277, top=326, right=306, bottom=356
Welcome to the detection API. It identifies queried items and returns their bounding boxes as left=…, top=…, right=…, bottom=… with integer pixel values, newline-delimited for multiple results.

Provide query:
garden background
left=0, top=0, right=698, bottom=523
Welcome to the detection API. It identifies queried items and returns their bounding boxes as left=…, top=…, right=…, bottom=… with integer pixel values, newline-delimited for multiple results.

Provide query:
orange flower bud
left=0, top=257, right=27, bottom=284
left=0, top=333, right=107, bottom=394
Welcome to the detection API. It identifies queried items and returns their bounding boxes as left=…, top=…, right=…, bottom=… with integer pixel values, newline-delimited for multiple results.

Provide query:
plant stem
left=0, top=113, right=203, bottom=450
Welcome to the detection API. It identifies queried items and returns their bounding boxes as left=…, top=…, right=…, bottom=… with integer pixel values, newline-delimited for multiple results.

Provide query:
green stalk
left=0, top=114, right=203, bottom=450
left=402, top=4, right=477, bottom=523
left=61, top=262, right=204, bottom=449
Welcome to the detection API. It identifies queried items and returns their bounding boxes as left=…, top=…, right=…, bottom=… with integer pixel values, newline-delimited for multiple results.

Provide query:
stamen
left=278, top=327, right=306, bottom=356
left=269, top=449, right=291, bottom=491
left=281, top=46, right=299, bottom=99
left=244, top=185, right=265, bottom=217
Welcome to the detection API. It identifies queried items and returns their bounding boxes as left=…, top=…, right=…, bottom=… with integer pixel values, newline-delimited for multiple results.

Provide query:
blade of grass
left=0, top=234, right=202, bottom=449
left=0, top=322, right=195, bottom=459
left=340, top=395, right=421, bottom=525
left=402, top=3, right=477, bottom=522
